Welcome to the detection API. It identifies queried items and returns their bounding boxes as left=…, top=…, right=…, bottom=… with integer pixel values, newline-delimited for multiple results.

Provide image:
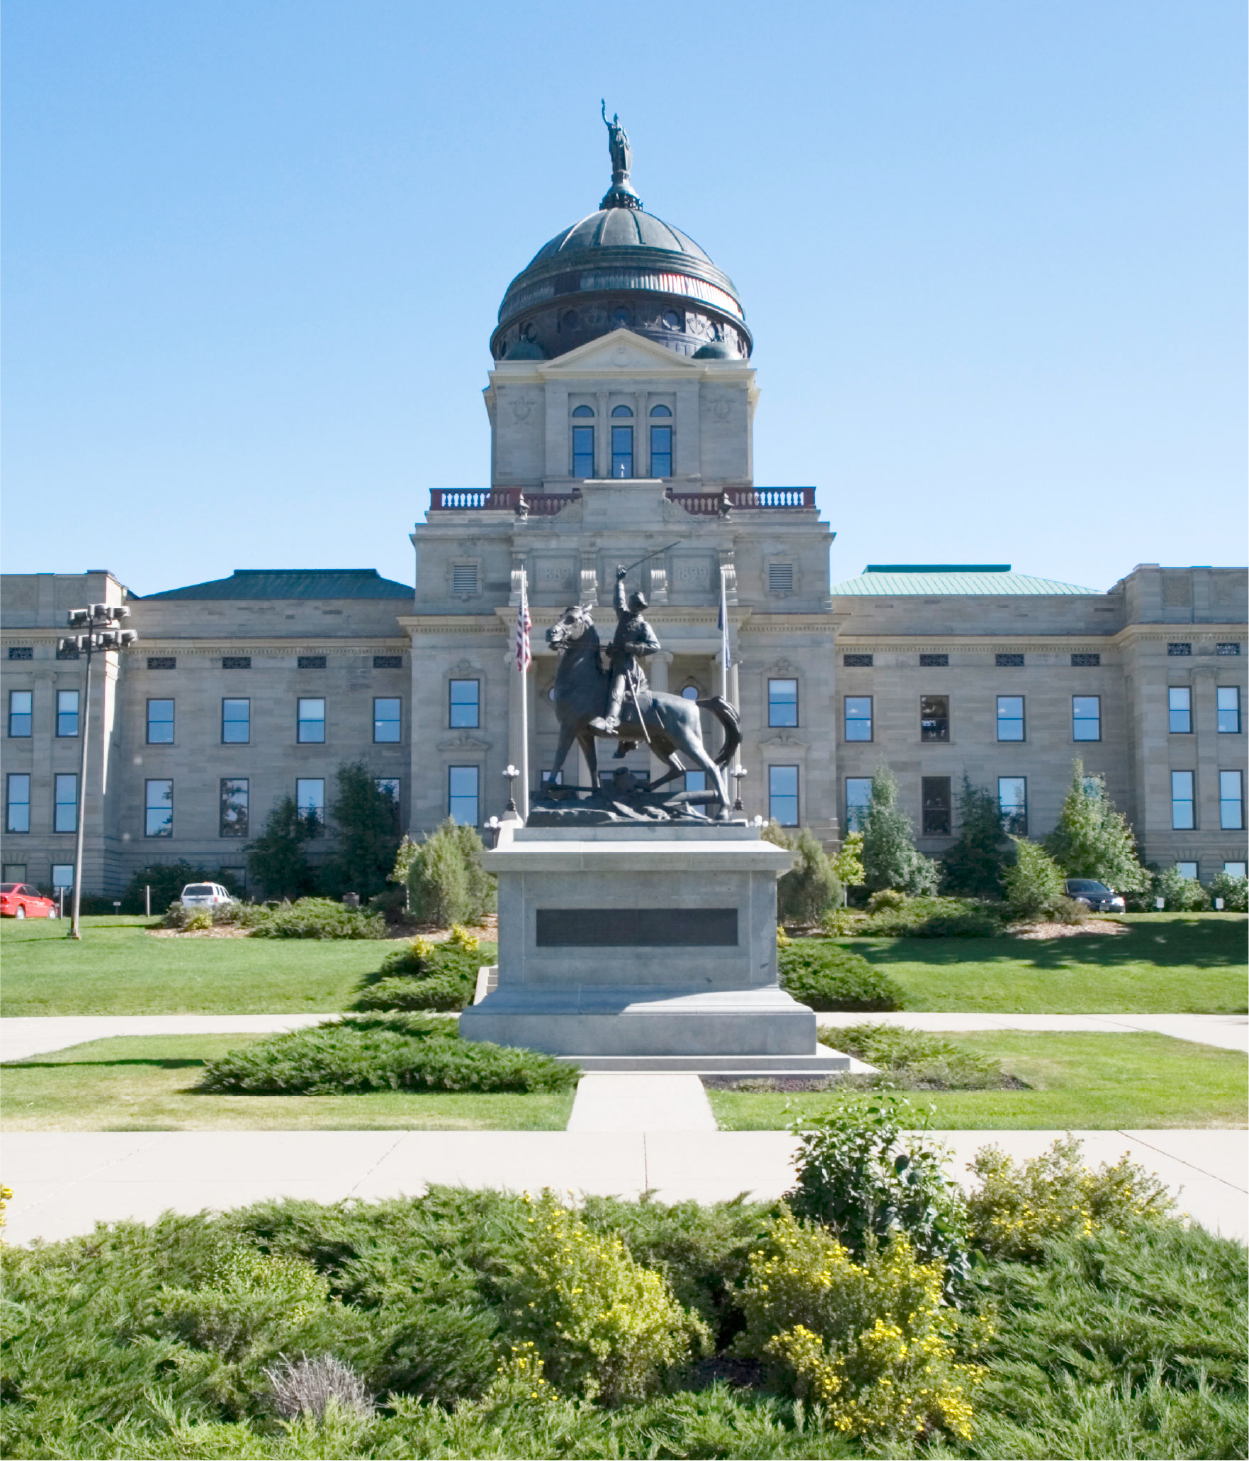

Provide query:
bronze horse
left=545, top=604, right=740, bottom=805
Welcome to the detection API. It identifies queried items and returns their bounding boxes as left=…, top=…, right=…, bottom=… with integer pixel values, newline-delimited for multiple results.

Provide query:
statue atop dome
left=600, top=101, right=642, bottom=210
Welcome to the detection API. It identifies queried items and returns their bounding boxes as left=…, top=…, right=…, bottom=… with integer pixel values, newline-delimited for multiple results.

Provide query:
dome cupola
left=492, top=108, right=751, bottom=364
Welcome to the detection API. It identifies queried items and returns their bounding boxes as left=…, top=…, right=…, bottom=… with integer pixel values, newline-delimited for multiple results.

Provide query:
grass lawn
left=0, top=1033, right=575, bottom=1130
left=0, top=917, right=496, bottom=1017
left=849, top=913, right=1247, bottom=1013
left=708, top=1031, right=1248, bottom=1130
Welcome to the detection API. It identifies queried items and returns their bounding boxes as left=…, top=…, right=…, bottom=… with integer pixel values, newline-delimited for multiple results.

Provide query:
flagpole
left=517, top=570, right=530, bottom=821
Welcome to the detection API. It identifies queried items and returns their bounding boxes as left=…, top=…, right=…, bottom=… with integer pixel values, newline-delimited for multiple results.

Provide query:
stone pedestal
left=460, top=823, right=841, bottom=1072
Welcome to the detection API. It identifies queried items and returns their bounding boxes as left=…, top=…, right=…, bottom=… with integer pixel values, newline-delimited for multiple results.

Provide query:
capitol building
left=2, top=129, right=1246, bottom=896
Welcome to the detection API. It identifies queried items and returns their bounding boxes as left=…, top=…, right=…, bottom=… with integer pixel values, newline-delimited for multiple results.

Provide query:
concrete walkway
left=815, top=1012, right=1249, bottom=1053
left=3, top=1127, right=1244, bottom=1247
left=567, top=1073, right=718, bottom=1131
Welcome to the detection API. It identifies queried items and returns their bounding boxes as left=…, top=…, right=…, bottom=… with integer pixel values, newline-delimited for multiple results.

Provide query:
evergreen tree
left=774, top=827, right=842, bottom=924
left=450, top=821, right=497, bottom=919
left=408, top=820, right=472, bottom=926
left=1045, top=759, right=1150, bottom=891
left=861, top=768, right=939, bottom=894
left=326, top=761, right=403, bottom=899
left=1003, top=837, right=1066, bottom=919
left=831, top=830, right=866, bottom=888
left=246, top=796, right=316, bottom=900
left=941, top=775, right=1008, bottom=898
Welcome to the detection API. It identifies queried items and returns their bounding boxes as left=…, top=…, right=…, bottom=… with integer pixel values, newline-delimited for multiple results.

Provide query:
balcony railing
left=428, top=486, right=815, bottom=514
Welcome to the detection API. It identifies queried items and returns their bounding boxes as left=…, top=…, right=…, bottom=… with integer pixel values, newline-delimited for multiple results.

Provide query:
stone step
left=557, top=1048, right=853, bottom=1074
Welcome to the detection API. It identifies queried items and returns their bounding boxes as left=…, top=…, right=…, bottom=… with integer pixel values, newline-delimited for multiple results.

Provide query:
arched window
left=649, top=404, right=671, bottom=417
left=610, top=405, right=633, bottom=418
left=681, top=685, right=700, bottom=701
left=662, top=310, right=682, bottom=331
left=571, top=404, right=594, bottom=418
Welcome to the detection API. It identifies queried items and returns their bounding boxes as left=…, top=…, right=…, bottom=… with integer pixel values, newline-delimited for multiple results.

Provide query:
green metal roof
left=142, top=570, right=413, bottom=601
left=831, top=567, right=1098, bottom=596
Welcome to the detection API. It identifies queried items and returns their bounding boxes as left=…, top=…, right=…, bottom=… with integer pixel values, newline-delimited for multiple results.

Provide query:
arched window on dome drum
left=610, top=405, right=633, bottom=417
left=611, top=425, right=633, bottom=477
left=649, top=404, right=671, bottom=417
left=571, top=405, right=595, bottom=418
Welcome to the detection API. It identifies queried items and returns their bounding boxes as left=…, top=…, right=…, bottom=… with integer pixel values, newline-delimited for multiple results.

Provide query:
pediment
left=544, top=328, right=697, bottom=374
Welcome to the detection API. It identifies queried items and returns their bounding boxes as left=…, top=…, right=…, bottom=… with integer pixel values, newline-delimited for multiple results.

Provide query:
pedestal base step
left=559, top=1048, right=851, bottom=1075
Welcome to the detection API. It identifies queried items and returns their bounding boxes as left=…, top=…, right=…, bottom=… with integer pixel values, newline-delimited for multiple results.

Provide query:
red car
left=0, top=883, right=59, bottom=919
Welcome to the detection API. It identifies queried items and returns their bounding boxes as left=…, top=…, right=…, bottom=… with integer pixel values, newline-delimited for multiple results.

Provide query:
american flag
left=516, top=571, right=532, bottom=673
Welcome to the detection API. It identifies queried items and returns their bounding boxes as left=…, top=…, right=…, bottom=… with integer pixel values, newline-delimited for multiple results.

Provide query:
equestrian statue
left=544, top=566, right=740, bottom=811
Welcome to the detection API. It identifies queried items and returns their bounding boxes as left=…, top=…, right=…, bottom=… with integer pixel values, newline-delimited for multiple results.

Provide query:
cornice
left=1112, top=624, right=1246, bottom=645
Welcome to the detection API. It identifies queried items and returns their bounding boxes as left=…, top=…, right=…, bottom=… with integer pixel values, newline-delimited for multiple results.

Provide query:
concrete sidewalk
left=3, top=1127, right=1244, bottom=1247
left=815, top=1012, right=1249, bottom=1053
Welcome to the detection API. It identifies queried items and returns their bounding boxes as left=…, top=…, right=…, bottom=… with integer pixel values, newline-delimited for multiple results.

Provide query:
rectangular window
left=1168, top=687, right=1191, bottom=734
left=922, top=776, right=952, bottom=836
left=448, top=765, right=479, bottom=825
left=222, top=698, right=250, bottom=743
left=8, top=646, right=33, bottom=660
left=610, top=425, right=633, bottom=477
left=846, top=777, right=872, bottom=832
left=53, top=774, right=77, bottom=833
left=296, top=778, right=325, bottom=830
left=145, top=779, right=173, bottom=837
left=768, top=678, right=798, bottom=728
left=769, top=765, right=799, bottom=826
left=1071, top=652, right=1101, bottom=667
left=572, top=425, right=595, bottom=477
left=376, top=778, right=401, bottom=829
left=373, top=655, right=403, bottom=669
left=683, top=770, right=706, bottom=793
left=1170, top=771, right=1195, bottom=829
left=146, top=698, right=175, bottom=744
left=1217, top=687, right=1241, bottom=733
left=56, top=689, right=79, bottom=737
left=1175, top=861, right=1198, bottom=880
left=996, top=695, right=1024, bottom=741
left=649, top=424, right=672, bottom=476
left=297, top=697, right=325, bottom=743
left=842, top=652, right=871, bottom=668
left=222, top=656, right=251, bottom=670
left=1073, top=695, right=1101, bottom=741
left=995, top=653, right=1024, bottom=668
left=448, top=679, right=480, bottom=729
left=1224, top=861, right=1247, bottom=878
left=298, top=655, right=327, bottom=670
left=920, top=694, right=949, bottom=742
left=919, top=653, right=948, bottom=668
left=8, top=690, right=32, bottom=737
left=219, top=778, right=249, bottom=837
left=147, top=656, right=176, bottom=670
left=1217, top=643, right=1241, bottom=656
left=6, top=773, right=31, bottom=833
left=998, top=776, right=1028, bottom=835
left=844, top=696, right=872, bottom=741
left=1219, top=770, right=1244, bottom=830
left=1168, top=642, right=1192, bottom=656
left=2, top=863, right=27, bottom=882
left=374, top=696, right=402, bottom=742
left=51, top=864, right=73, bottom=889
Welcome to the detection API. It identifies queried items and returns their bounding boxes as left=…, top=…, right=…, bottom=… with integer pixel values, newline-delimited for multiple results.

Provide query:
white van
left=179, top=882, right=234, bottom=909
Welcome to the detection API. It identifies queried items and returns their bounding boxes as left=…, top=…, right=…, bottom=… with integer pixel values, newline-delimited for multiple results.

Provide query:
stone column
left=595, top=391, right=609, bottom=478
left=648, top=651, right=672, bottom=781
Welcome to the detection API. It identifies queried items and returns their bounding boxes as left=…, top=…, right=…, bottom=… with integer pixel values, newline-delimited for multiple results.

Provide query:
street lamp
left=729, top=765, right=747, bottom=813
left=502, top=764, right=520, bottom=813
left=58, top=604, right=137, bottom=940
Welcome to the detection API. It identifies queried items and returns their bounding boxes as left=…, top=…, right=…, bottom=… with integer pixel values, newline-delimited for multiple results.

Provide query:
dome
left=492, top=115, right=751, bottom=363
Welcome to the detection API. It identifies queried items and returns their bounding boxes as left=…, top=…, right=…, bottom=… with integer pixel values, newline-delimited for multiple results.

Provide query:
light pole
left=58, top=604, right=137, bottom=940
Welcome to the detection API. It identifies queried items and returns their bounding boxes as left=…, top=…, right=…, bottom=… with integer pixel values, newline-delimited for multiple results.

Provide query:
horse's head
left=546, top=604, right=595, bottom=654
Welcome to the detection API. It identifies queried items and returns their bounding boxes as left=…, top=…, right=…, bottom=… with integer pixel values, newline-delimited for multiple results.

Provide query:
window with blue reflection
left=844, top=696, right=872, bottom=741
left=6, top=773, right=30, bottom=833
left=684, top=770, right=706, bottom=793
left=1220, top=770, right=1243, bottom=830
left=448, top=765, right=479, bottom=825
left=769, top=765, right=799, bottom=826
left=650, top=425, right=672, bottom=476
left=1168, top=687, right=1191, bottom=734
left=768, top=678, right=798, bottom=727
left=998, top=776, right=1028, bottom=835
left=610, top=404, right=633, bottom=417
left=611, top=426, right=633, bottom=477
left=650, top=403, right=672, bottom=417
left=1217, top=686, right=1241, bottom=734
left=571, top=404, right=594, bottom=417
left=448, top=680, right=479, bottom=729
left=1170, top=771, right=1194, bottom=829
left=8, top=691, right=32, bottom=738
left=845, top=777, right=872, bottom=832
left=56, top=690, right=79, bottom=738
left=996, top=696, right=1024, bottom=741
left=222, top=698, right=250, bottom=743
left=147, top=699, right=174, bottom=744
left=1073, top=696, right=1101, bottom=741
left=572, top=425, right=594, bottom=477
left=145, top=779, right=173, bottom=838
left=297, top=697, right=325, bottom=743
left=296, top=778, right=325, bottom=831
left=54, top=774, right=77, bottom=833
left=374, top=697, right=402, bottom=742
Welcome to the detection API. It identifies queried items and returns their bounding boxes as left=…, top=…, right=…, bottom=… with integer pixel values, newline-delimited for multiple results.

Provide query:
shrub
left=778, top=941, right=904, bottom=1011
left=1044, top=759, right=1150, bottom=891
left=121, top=862, right=243, bottom=915
left=826, top=1023, right=1012, bottom=1090
left=199, top=1014, right=578, bottom=1094
left=860, top=768, right=940, bottom=895
left=324, top=761, right=403, bottom=901
left=503, top=1192, right=708, bottom=1404
left=967, top=1135, right=1175, bottom=1262
left=734, top=1208, right=983, bottom=1441
left=184, top=909, right=212, bottom=932
left=830, top=830, right=865, bottom=889
left=1209, top=869, right=1249, bottom=912
left=763, top=824, right=842, bottom=924
left=248, top=897, right=386, bottom=939
left=941, top=775, right=1010, bottom=899
left=857, top=894, right=1002, bottom=937
left=355, top=972, right=472, bottom=1012
left=1003, top=837, right=1067, bottom=920
left=865, top=888, right=906, bottom=913
left=354, top=937, right=485, bottom=1011
left=787, top=1092, right=969, bottom=1288
left=1153, top=865, right=1212, bottom=912
left=407, top=819, right=495, bottom=927
left=263, top=1353, right=375, bottom=1421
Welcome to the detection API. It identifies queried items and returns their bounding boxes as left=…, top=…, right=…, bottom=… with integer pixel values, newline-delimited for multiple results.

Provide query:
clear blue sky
left=4, top=0, right=1244, bottom=595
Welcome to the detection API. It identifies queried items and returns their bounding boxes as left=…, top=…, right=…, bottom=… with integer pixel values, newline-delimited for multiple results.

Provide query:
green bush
left=1153, top=865, right=1212, bottom=912
left=353, top=937, right=486, bottom=1011
left=967, top=1135, right=1175, bottom=1262
left=199, top=1014, right=577, bottom=1095
left=1044, top=759, right=1150, bottom=892
left=865, top=887, right=906, bottom=912
left=247, top=897, right=387, bottom=939
left=857, top=893, right=1003, bottom=937
left=859, top=767, right=940, bottom=895
left=787, top=1092, right=969, bottom=1290
left=941, top=775, right=1010, bottom=899
left=778, top=940, right=904, bottom=1011
left=1003, top=837, right=1067, bottom=920
left=407, top=820, right=495, bottom=927
left=1209, top=869, right=1249, bottom=912
left=825, top=1023, right=1013, bottom=1090
left=763, top=824, right=842, bottom=924
left=503, top=1192, right=708, bottom=1404
left=734, top=1208, right=981, bottom=1442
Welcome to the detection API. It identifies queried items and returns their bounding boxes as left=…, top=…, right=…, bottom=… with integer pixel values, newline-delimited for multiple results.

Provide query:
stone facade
left=3, top=177, right=1246, bottom=896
